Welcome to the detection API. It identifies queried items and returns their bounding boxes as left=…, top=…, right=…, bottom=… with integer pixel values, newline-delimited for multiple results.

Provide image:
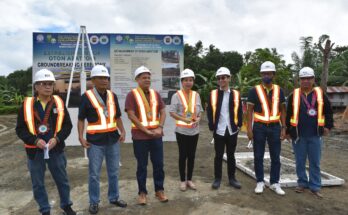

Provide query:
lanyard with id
left=301, top=92, right=317, bottom=116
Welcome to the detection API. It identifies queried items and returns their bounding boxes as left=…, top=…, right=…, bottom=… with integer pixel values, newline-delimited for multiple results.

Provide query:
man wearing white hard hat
left=125, top=65, right=168, bottom=205
left=286, top=67, right=333, bottom=198
left=246, top=61, right=286, bottom=195
left=169, top=68, right=203, bottom=191
left=16, top=69, right=76, bottom=215
left=78, top=65, right=127, bottom=214
left=207, top=67, right=243, bottom=190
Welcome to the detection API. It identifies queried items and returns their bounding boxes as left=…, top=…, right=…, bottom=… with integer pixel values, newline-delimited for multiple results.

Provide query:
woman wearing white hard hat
left=16, top=69, right=76, bottom=215
left=169, top=68, right=203, bottom=191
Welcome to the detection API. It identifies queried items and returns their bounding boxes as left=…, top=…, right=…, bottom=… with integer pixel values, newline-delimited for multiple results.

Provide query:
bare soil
left=0, top=114, right=347, bottom=215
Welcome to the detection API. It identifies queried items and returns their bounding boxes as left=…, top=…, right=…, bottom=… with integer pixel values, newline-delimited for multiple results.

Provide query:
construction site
left=0, top=112, right=347, bottom=215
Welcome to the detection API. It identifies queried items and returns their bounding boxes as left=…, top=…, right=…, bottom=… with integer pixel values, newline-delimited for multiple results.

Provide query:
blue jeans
left=253, top=123, right=281, bottom=184
left=87, top=142, right=120, bottom=204
left=27, top=151, right=72, bottom=213
left=133, top=138, right=165, bottom=194
left=292, top=136, right=322, bottom=191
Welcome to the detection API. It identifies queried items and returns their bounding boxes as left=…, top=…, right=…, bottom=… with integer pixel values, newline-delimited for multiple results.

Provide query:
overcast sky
left=1, top=0, right=347, bottom=76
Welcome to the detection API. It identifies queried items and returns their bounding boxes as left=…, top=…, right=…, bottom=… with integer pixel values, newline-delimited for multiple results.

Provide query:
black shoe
left=212, top=179, right=221, bottom=189
left=229, top=178, right=241, bottom=189
left=42, top=212, right=50, bottom=215
left=89, top=203, right=99, bottom=214
left=63, top=205, right=76, bottom=215
left=110, top=199, right=127, bottom=208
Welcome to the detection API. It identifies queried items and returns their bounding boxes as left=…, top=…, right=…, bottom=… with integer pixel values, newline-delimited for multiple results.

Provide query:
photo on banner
left=33, top=32, right=110, bottom=108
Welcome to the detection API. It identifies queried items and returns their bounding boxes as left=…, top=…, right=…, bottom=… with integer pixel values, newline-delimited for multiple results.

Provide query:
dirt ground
left=0, top=113, right=347, bottom=215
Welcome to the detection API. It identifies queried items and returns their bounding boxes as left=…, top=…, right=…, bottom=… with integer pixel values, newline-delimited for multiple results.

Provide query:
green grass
left=0, top=105, right=19, bottom=115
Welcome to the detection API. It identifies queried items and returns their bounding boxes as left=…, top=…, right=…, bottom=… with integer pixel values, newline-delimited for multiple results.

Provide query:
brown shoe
left=138, top=193, right=147, bottom=205
left=155, top=191, right=169, bottom=203
left=310, top=190, right=323, bottom=199
left=295, top=186, right=305, bottom=193
left=187, top=181, right=197, bottom=190
left=180, top=182, right=187, bottom=191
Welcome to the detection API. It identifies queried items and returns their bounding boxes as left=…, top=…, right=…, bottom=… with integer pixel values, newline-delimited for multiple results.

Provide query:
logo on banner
left=100, top=35, right=109, bottom=44
left=173, top=36, right=181, bottom=45
left=36, top=34, right=44, bottom=43
left=123, top=35, right=134, bottom=44
left=90, top=35, right=99, bottom=44
left=116, top=35, right=123, bottom=42
left=163, top=36, right=172, bottom=45
left=46, top=34, right=56, bottom=44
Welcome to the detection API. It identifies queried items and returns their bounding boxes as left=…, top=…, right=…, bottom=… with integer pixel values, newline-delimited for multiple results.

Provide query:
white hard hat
left=260, top=61, right=276, bottom=72
left=216, top=67, right=231, bottom=77
left=180, top=68, right=195, bottom=79
left=34, top=69, right=56, bottom=83
left=299, top=67, right=315, bottom=78
left=134, top=66, right=151, bottom=79
left=91, top=65, right=109, bottom=78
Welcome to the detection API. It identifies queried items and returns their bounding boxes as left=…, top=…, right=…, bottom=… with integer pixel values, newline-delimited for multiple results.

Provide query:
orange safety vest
left=253, top=84, right=280, bottom=123
left=85, top=89, right=117, bottom=134
left=132, top=88, right=159, bottom=129
left=23, top=95, right=65, bottom=148
left=176, top=90, right=198, bottom=128
left=290, top=87, right=325, bottom=127
left=210, top=89, right=240, bottom=125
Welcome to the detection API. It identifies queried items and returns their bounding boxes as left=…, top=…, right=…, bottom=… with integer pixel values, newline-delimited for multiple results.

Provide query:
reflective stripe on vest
left=23, top=97, right=36, bottom=135
left=315, top=87, right=325, bottom=126
left=232, top=89, right=240, bottom=125
left=176, top=90, right=197, bottom=128
left=290, top=87, right=325, bottom=127
left=290, top=88, right=301, bottom=126
left=85, top=90, right=117, bottom=134
left=210, top=89, right=240, bottom=125
left=131, top=88, right=159, bottom=129
left=23, top=96, right=65, bottom=148
left=210, top=89, right=218, bottom=124
left=253, top=84, right=280, bottom=123
left=52, top=95, right=65, bottom=135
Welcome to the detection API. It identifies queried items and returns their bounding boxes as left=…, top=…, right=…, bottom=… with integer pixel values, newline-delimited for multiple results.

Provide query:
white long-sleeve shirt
left=216, top=89, right=233, bottom=136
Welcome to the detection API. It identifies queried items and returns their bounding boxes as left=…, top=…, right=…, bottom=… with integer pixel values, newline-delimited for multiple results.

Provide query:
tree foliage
left=6, top=67, right=32, bottom=95
left=291, top=35, right=348, bottom=88
left=239, top=48, right=292, bottom=95
left=0, top=67, right=31, bottom=107
left=1, top=36, right=347, bottom=111
left=184, top=41, right=244, bottom=105
left=328, top=49, right=348, bottom=86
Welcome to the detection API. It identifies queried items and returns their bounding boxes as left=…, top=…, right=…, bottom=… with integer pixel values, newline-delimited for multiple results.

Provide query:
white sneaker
left=270, top=183, right=285, bottom=195
left=255, top=182, right=265, bottom=194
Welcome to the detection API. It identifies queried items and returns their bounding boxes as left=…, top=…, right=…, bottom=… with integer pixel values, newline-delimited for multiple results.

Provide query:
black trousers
left=175, top=132, right=199, bottom=182
left=214, top=129, right=238, bottom=180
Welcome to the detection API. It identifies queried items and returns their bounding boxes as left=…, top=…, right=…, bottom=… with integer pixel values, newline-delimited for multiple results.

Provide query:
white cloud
left=0, top=0, right=347, bottom=76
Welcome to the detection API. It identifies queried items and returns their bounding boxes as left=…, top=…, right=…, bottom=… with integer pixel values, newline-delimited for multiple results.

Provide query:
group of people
left=15, top=61, right=333, bottom=215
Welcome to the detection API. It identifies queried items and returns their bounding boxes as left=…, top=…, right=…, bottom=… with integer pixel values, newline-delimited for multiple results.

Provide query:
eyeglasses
left=217, top=76, right=228, bottom=81
left=38, top=82, right=54, bottom=87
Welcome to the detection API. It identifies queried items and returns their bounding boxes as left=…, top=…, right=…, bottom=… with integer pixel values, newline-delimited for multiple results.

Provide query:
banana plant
left=232, top=72, right=261, bottom=96
left=194, top=72, right=218, bottom=109
left=0, top=84, right=24, bottom=105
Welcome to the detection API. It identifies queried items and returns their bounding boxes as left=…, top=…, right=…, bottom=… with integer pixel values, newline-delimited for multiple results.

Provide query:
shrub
left=0, top=105, right=19, bottom=115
